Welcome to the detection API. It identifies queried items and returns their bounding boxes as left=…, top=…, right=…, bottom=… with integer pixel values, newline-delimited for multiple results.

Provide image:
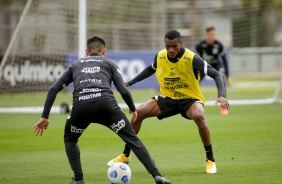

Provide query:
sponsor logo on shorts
left=70, top=125, right=85, bottom=133
left=81, top=67, right=100, bottom=73
left=79, top=88, right=102, bottom=94
left=79, top=93, right=101, bottom=101
left=79, top=78, right=102, bottom=84
left=110, top=119, right=126, bottom=133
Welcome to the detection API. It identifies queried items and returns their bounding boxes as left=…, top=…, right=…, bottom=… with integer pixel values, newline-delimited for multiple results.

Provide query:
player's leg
left=123, top=98, right=162, bottom=151
left=131, top=98, right=162, bottom=133
left=103, top=109, right=172, bottom=184
left=64, top=105, right=91, bottom=183
left=107, top=98, right=162, bottom=166
left=185, top=102, right=217, bottom=173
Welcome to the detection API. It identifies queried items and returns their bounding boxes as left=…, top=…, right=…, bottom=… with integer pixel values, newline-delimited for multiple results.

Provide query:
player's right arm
left=126, top=54, right=158, bottom=86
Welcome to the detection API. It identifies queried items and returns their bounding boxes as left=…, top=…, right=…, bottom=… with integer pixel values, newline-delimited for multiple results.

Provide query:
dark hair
left=205, top=26, right=215, bottom=32
left=164, top=30, right=181, bottom=40
left=87, top=35, right=106, bottom=53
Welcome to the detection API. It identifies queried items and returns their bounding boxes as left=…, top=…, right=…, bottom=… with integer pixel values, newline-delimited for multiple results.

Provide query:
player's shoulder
left=157, top=49, right=167, bottom=54
left=70, top=58, right=84, bottom=68
left=156, top=49, right=167, bottom=59
left=214, top=40, right=224, bottom=47
left=103, top=56, right=117, bottom=66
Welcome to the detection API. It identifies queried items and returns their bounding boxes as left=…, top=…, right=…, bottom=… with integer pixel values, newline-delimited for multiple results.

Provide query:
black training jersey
left=195, top=40, right=229, bottom=76
left=41, top=54, right=135, bottom=119
left=70, top=55, right=118, bottom=104
left=195, top=39, right=224, bottom=65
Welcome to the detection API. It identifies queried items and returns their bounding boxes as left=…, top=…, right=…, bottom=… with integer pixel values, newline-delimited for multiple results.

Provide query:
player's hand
left=215, top=96, right=230, bottom=110
left=33, top=118, right=49, bottom=136
left=129, top=111, right=138, bottom=123
left=227, top=77, right=232, bottom=86
left=125, top=82, right=130, bottom=87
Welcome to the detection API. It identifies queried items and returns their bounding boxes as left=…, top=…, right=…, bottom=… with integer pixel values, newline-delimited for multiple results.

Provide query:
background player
left=32, top=35, right=172, bottom=184
left=195, top=26, right=231, bottom=115
left=108, top=30, right=230, bottom=174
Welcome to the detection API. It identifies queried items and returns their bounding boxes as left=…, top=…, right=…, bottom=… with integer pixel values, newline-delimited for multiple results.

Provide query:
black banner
left=0, top=54, right=67, bottom=93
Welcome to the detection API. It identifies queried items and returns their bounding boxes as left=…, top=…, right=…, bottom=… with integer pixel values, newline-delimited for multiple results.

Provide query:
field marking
left=0, top=98, right=281, bottom=113
left=232, top=81, right=279, bottom=88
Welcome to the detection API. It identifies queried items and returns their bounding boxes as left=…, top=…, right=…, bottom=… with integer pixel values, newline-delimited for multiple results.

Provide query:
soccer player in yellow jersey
left=108, top=30, right=230, bottom=174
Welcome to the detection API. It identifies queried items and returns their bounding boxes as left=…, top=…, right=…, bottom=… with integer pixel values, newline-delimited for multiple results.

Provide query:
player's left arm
left=218, top=43, right=231, bottom=85
left=192, top=54, right=230, bottom=109
left=33, top=67, right=73, bottom=136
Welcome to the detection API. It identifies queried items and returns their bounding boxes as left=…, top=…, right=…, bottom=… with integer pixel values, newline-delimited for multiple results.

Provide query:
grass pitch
left=0, top=77, right=282, bottom=183
left=0, top=104, right=282, bottom=184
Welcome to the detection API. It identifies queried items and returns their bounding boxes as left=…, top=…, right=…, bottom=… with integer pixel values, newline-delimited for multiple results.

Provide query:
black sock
left=75, top=174, right=83, bottom=181
left=204, top=145, right=215, bottom=162
left=123, top=144, right=131, bottom=157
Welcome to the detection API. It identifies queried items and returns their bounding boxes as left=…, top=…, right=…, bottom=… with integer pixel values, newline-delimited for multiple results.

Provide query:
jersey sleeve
left=110, top=62, right=136, bottom=112
left=127, top=54, right=157, bottom=86
left=41, top=66, right=73, bottom=119
left=218, top=42, right=230, bottom=77
left=151, top=54, right=158, bottom=69
left=192, top=54, right=225, bottom=97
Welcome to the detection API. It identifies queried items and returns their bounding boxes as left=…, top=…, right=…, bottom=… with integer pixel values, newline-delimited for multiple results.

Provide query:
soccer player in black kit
left=33, top=35, right=172, bottom=184
left=195, top=26, right=231, bottom=115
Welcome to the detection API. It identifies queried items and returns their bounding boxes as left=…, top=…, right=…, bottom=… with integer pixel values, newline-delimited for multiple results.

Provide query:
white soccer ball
left=107, top=162, right=132, bottom=184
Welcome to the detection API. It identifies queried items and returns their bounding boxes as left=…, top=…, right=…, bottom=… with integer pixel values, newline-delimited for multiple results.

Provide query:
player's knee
left=136, top=108, right=145, bottom=122
left=193, top=113, right=205, bottom=127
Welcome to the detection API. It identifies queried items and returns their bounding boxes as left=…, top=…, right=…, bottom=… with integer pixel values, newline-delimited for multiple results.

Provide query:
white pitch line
left=0, top=98, right=280, bottom=114
left=232, top=81, right=279, bottom=88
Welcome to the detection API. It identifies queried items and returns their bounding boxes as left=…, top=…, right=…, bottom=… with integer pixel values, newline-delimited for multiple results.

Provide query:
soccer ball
left=107, top=162, right=131, bottom=184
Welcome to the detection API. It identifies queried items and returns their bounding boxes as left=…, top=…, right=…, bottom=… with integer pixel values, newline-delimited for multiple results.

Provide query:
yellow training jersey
left=156, top=49, right=205, bottom=103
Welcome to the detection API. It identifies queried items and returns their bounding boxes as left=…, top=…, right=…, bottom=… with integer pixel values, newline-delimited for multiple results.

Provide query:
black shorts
left=64, top=98, right=136, bottom=143
left=153, top=95, right=203, bottom=120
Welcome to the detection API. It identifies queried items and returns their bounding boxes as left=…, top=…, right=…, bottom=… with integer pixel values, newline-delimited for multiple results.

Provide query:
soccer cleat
left=107, top=154, right=131, bottom=167
left=154, top=176, right=172, bottom=184
left=206, top=160, right=217, bottom=174
left=220, top=106, right=228, bottom=115
left=69, top=179, right=85, bottom=184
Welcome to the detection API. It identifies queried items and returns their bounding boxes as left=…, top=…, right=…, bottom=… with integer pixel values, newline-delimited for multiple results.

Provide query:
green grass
left=0, top=86, right=280, bottom=107
left=0, top=77, right=282, bottom=183
left=0, top=76, right=281, bottom=107
left=0, top=104, right=282, bottom=184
